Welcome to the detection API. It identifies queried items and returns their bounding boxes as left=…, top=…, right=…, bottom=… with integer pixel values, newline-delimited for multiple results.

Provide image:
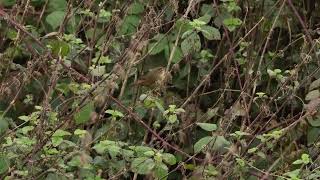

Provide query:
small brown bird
left=134, top=67, right=167, bottom=87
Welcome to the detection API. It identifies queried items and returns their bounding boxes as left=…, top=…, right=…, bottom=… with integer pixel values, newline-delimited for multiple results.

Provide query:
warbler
left=134, top=67, right=168, bottom=87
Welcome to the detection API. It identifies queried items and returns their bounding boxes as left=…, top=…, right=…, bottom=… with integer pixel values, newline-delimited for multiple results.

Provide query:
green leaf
left=122, top=149, right=135, bottom=159
left=197, top=14, right=212, bottom=24
left=47, top=0, right=67, bottom=12
left=168, top=114, right=177, bottom=124
left=0, top=117, right=9, bottom=134
left=162, top=153, right=176, bottom=165
left=93, top=142, right=107, bottom=154
left=51, top=137, right=63, bottom=147
left=15, top=137, right=36, bottom=147
left=200, top=25, right=221, bottom=40
left=143, top=151, right=155, bottom=157
left=223, top=17, right=242, bottom=31
left=98, top=9, right=112, bottom=23
left=284, top=169, right=300, bottom=179
left=90, top=65, right=106, bottom=77
left=307, top=127, right=320, bottom=145
left=47, top=39, right=70, bottom=57
left=46, top=11, right=65, bottom=30
left=205, top=165, right=219, bottom=176
left=194, top=135, right=230, bottom=153
left=107, top=144, right=121, bottom=158
left=181, top=31, right=201, bottom=56
left=154, top=100, right=165, bottom=113
left=0, top=0, right=16, bottom=7
left=307, top=115, right=320, bottom=127
left=0, top=155, right=9, bottom=174
left=310, top=78, right=320, bottom=91
left=148, top=36, right=169, bottom=55
left=196, top=123, right=217, bottom=131
left=257, top=151, right=266, bottom=159
left=67, top=154, right=92, bottom=168
left=52, top=129, right=71, bottom=137
left=128, top=2, right=145, bottom=14
left=154, top=163, right=169, bottom=180
left=200, top=4, right=214, bottom=16
left=305, top=90, right=320, bottom=101
left=74, top=129, right=88, bottom=137
left=45, top=173, right=68, bottom=180
left=92, top=55, right=111, bottom=65
left=18, top=115, right=30, bottom=122
left=248, top=147, right=258, bottom=154
left=130, top=146, right=154, bottom=156
left=119, top=15, right=141, bottom=35
left=105, top=109, right=124, bottom=118
left=194, top=136, right=215, bottom=153
left=5, top=28, right=17, bottom=40
left=131, top=157, right=155, bottom=175
left=166, top=45, right=183, bottom=64
left=301, top=154, right=311, bottom=164
left=214, top=12, right=232, bottom=28
left=206, top=107, right=219, bottom=120
left=18, top=126, right=34, bottom=135
left=190, top=19, right=206, bottom=28
left=74, top=101, right=94, bottom=124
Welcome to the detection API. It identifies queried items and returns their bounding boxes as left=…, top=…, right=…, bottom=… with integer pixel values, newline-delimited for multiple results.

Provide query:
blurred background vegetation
left=0, top=0, right=320, bottom=179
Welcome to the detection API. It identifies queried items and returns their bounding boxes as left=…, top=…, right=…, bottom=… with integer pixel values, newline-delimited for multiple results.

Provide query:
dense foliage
left=0, top=0, right=320, bottom=179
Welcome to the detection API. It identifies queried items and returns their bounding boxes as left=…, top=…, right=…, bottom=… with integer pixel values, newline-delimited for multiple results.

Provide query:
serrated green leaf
left=200, top=25, right=221, bottom=40
left=107, top=144, right=121, bottom=158
left=154, top=163, right=168, bottom=180
left=143, top=151, right=155, bottom=157
left=162, top=153, right=176, bottom=165
left=131, top=157, right=155, bottom=175
left=130, top=146, right=154, bottom=156
left=181, top=32, right=201, bottom=56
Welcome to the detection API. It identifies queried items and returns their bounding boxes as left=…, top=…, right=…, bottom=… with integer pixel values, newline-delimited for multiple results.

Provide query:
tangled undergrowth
left=1, top=0, right=320, bottom=179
